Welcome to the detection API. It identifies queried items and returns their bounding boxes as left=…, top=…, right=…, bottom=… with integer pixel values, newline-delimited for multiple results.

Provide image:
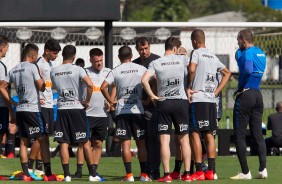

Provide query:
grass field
left=0, top=156, right=281, bottom=183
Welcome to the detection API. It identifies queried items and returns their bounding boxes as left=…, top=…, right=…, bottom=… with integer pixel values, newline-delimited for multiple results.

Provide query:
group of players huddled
left=0, top=28, right=267, bottom=182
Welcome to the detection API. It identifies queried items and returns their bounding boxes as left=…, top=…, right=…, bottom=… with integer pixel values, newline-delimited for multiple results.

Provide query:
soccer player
left=133, top=37, right=161, bottom=179
left=28, top=39, right=61, bottom=178
left=142, top=37, right=192, bottom=182
left=73, top=48, right=110, bottom=181
left=0, top=43, right=58, bottom=181
left=75, top=58, right=85, bottom=68
left=50, top=45, right=98, bottom=182
left=231, top=29, right=267, bottom=180
left=101, top=45, right=151, bottom=182
left=186, top=29, right=231, bottom=180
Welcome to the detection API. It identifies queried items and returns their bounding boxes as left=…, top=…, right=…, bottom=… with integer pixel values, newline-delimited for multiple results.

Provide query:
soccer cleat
left=181, top=174, right=193, bottom=182
left=214, top=173, right=218, bottom=180
left=64, top=176, right=72, bottom=182
left=72, top=171, right=82, bottom=178
left=157, top=175, right=172, bottom=183
left=122, top=173, right=134, bottom=182
left=23, top=175, right=34, bottom=181
left=190, top=171, right=205, bottom=181
left=0, top=154, right=6, bottom=158
left=255, top=168, right=267, bottom=179
left=6, top=152, right=15, bottom=158
left=43, top=174, right=63, bottom=181
left=34, top=169, right=45, bottom=176
left=140, top=173, right=152, bottom=181
left=0, top=175, right=9, bottom=180
left=96, top=172, right=106, bottom=181
left=89, top=175, right=102, bottom=182
left=205, top=170, right=214, bottom=180
left=170, top=171, right=181, bottom=179
left=29, top=171, right=43, bottom=181
left=230, top=171, right=252, bottom=180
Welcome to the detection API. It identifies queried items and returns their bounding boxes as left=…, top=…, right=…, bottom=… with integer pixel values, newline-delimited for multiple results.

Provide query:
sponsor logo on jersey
left=179, top=124, right=188, bottom=132
left=13, top=69, right=25, bottom=73
left=61, top=89, right=75, bottom=97
left=257, top=53, right=265, bottom=57
left=158, top=124, right=168, bottom=131
left=164, top=89, right=180, bottom=97
left=163, top=77, right=180, bottom=87
left=137, top=129, right=145, bottom=138
left=161, top=61, right=180, bottom=66
left=202, top=54, right=214, bottom=59
left=54, top=71, right=72, bottom=76
left=75, top=132, right=87, bottom=140
left=54, top=131, right=63, bottom=138
left=205, top=87, right=215, bottom=93
left=45, top=80, right=52, bottom=88
left=93, top=85, right=101, bottom=92
left=29, top=127, right=40, bottom=135
left=198, top=120, right=209, bottom=128
left=120, top=69, right=138, bottom=74
left=122, top=86, right=138, bottom=95
left=16, top=85, right=26, bottom=93
left=205, top=73, right=215, bottom=83
left=124, top=99, right=137, bottom=104
left=116, top=128, right=126, bottom=136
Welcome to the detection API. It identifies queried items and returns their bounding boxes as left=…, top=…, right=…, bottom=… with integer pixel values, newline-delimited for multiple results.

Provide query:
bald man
left=231, top=29, right=267, bottom=180
left=186, top=29, right=231, bottom=181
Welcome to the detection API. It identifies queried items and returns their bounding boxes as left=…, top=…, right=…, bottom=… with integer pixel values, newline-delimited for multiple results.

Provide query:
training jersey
left=5, top=62, right=41, bottom=112
left=190, top=48, right=225, bottom=103
left=147, top=54, right=188, bottom=100
left=236, top=46, right=266, bottom=90
left=82, top=67, right=110, bottom=117
left=0, top=61, right=7, bottom=107
left=36, top=57, right=53, bottom=108
left=50, top=63, right=87, bottom=110
left=105, top=62, right=146, bottom=116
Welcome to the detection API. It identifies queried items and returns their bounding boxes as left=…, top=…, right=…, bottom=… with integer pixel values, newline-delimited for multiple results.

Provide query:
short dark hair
left=118, top=45, right=132, bottom=61
left=0, top=35, right=9, bottom=47
left=191, top=29, right=205, bottom=44
left=75, top=58, right=85, bottom=65
left=62, top=45, right=76, bottom=60
left=135, top=37, right=150, bottom=48
left=238, top=29, right=254, bottom=43
left=22, top=43, right=39, bottom=60
left=44, top=39, right=61, bottom=52
left=165, top=37, right=181, bottom=51
left=89, top=48, right=103, bottom=57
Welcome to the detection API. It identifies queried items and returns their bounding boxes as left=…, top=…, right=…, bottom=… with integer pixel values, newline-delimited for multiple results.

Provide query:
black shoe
left=72, top=171, right=82, bottom=178
left=150, top=170, right=160, bottom=180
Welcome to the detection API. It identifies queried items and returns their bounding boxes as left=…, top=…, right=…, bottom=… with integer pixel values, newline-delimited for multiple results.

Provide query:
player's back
left=50, top=64, right=85, bottom=110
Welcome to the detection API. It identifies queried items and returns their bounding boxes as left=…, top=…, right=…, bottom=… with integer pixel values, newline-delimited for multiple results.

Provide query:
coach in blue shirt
left=231, top=29, right=267, bottom=180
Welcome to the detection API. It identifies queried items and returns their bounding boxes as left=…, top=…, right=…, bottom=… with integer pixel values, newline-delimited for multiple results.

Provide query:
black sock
left=44, top=162, right=52, bottom=176
left=76, top=164, right=83, bottom=174
left=164, top=172, right=170, bottom=176
left=94, top=164, right=98, bottom=171
left=62, top=164, right=70, bottom=177
left=124, top=162, right=132, bottom=174
left=21, top=162, right=30, bottom=176
left=87, top=164, right=96, bottom=177
left=28, top=158, right=35, bottom=170
left=110, top=141, right=119, bottom=153
left=36, top=160, right=43, bottom=171
left=7, top=133, right=15, bottom=154
left=190, top=160, right=195, bottom=174
left=0, top=143, right=4, bottom=155
left=139, top=162, right=148, bottom=174
left=207, top=158, right=215, bottom=172
left=195, top=162, right=203, bottom=172
left=173, top=160, right=183, bottom=173
left=183, top=170, right=190, bottom=175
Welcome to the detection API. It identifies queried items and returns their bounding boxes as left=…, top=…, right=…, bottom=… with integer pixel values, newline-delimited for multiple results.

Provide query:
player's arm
left=141, top=71, right=159, bottom=101
left=0, top=81, right=17, bottom=107
left=82, top=75, right=93, bottom=106
left=186, top=62, right=197, bottom=102
left=101, top=80, right=116, bottom=106
left=35, top=79, right=46, bottom=92
left=214, top=67, right=231, bottom=97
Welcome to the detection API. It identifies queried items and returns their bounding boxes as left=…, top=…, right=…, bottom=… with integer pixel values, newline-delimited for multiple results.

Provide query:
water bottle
left=226, top=116, right=230, bottom=129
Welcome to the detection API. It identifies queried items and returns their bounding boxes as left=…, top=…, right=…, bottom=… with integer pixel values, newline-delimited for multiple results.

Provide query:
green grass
left=0, top=156, right=281, bottom=183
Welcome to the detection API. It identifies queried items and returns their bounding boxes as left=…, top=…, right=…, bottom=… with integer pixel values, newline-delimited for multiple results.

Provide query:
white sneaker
left=122, top=173, right=134, bottom=182
left=230, top=171, right=252, bottom=180
left=64, top=176, right=72, bottom=182
left=214, top=173, right=218, bottom=180
left=89, top=175, right=102, bottom=182
left=255, top=168, right=267, bottom=179
left=140, top=173, right=152, bottom=182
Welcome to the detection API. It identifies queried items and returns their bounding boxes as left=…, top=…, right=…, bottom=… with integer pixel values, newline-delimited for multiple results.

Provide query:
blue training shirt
left=235, top=46, right=266, bottom=90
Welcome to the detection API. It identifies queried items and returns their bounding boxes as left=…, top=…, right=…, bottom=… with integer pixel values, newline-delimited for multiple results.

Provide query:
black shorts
left=54, top=109, right=90, bottom=144
left=88, top=116, right=108, bottom=141
left=156, top=99, right=189, bottom=135
left=41, top=107, right=54, bottom=135
left=0, top=107, right=9, bottom=134
left=115, top=114, right=146, bottom=140
left=16, top=111, right=45, bottom=138
left=189, top=102, right=217, bottom=133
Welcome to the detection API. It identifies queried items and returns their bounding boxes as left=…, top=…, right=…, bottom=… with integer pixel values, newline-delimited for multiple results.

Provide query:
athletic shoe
left=157, top=175, right=172, bottom=183
left=190, top=171, right=205, bottom=181
left=96, top=172, right=106, bottom=181
left=149, top=170, right=160, bottom=180
left=0, top=154, right=6, bottom=158
left=72, top=171, right=82, bottom=178
left=29, top=171, right=43, bottom=181
left=181, top=174, right=193, bottom=182
left=0, top=175, right=9, bottom=180
left=121, top=173, right=134, bottom=182
left=170, top=171, right=181, bottom=179
left=43, top=174, right=63, bottom=181
left=214, top=173, right=218, bottom=180
left=6, top=152, right=15, bottom=158
left=89, top=175, right=102, bottom=182
left=230, top=171, right=252, bottom=180
left=64, top=176, right=71, bottom=182
left=205, top=170, right=214, bottom=180
left=23, top=175, right=34, bottom=181
left=140, top=173, right=152, bottom=181
left=255, top=168, right=267, bottom=179
left=34, top=169, right=45, bottom=176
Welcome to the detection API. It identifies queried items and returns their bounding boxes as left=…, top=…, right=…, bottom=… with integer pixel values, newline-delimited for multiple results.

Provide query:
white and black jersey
left=105, top=62, right=147, bottom=116
left=5, top=62, right=41, bottom=112
left=50, top=64, right=87, bottom=110
left=0, top=61, right=7, bottom=107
